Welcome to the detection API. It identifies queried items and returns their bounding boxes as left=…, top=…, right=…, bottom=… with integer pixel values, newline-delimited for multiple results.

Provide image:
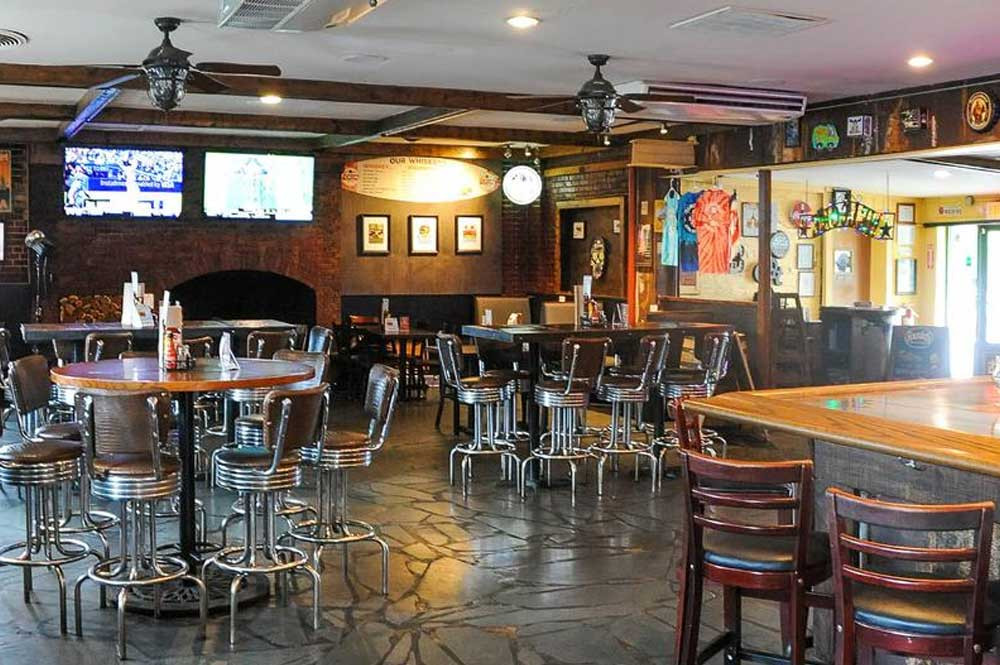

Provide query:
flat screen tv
left=203, top=152, right=315, bottom=222
left=64, top=146, right=184, bottom=218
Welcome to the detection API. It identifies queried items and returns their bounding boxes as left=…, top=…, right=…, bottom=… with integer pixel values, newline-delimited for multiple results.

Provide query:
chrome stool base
left=521, top=403, right=593, bottom=506
left=220, top=492, right=314, bottom=547
left=449, top=401, right=520, bottom=497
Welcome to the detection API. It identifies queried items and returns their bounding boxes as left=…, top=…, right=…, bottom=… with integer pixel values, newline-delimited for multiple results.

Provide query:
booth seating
left=539, top=301, right=576, bottom=325
left=474, top=296, right=532, bottom=325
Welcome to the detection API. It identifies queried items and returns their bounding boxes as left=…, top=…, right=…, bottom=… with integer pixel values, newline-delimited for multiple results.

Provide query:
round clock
left=966, top=90, right=999, bottom=133
left=502, top=165, right=542, bottom=205
left=770, top=230, right=791, bottom=259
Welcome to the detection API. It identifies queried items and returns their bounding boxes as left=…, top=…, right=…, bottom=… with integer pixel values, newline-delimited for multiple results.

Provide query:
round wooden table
left=51, top=358, right=314, bottom=563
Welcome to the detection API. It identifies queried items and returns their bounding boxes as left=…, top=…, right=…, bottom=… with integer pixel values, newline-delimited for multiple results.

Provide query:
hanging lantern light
left=577, top=55, right=620, bottom=134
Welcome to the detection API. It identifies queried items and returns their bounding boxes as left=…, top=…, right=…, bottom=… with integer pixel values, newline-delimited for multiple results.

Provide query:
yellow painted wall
left=920, top=196, right=1000, bottom=224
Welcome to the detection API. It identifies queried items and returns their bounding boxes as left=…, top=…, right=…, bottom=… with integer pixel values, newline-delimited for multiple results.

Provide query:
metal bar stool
left=675, top=451, right=832, bottom=665
left=520, top=336, right=611, bottom=505
left=73, top=391, right=207, bottom=660
left=590, top=334, right=667, bottom=496
left=0, top=436, right=94, bottom=635
left=290, top=364, right=400, bottom=594
left=202, top=382, right=328, bottom=647
left=218, top=349, right=329, bottom=546
left=475, top=338, right=532, bottom=445
left=655, top=331, right=732, bottom=487
left=827, top=489, right=999, bottom=664
left=437, top=333, right=519, bottom=497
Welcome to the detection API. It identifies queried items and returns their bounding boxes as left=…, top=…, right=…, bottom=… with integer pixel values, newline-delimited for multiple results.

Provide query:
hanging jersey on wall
left=691, top=188, right=740, bottom=274
left=678, top=191, right=701, bottom=273
left=660, top=189, right=679, bottom=267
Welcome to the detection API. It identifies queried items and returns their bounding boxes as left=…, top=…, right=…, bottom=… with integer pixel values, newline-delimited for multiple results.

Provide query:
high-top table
left=22, top=318, right=298, bottom=343
left=354, top=324, right=438, bottom=401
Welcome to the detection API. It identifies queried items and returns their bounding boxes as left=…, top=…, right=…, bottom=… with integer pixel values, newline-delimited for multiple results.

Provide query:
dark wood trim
left=756, top=169, right=773, bottom=389
left=319, top=108, right=473, bottom=148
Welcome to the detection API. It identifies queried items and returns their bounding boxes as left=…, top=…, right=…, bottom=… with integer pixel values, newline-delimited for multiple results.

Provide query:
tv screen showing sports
left=203, top=152, right=314, bottom=221
left=64, top=147, right=183, bottom=218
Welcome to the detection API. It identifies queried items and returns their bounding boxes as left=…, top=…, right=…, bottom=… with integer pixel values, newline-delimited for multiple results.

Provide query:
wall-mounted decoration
left=938, top=204, right=963, bottom=217
left=357, top=214, right=391, bottom=256
left=900, top=108, right=929, bottom=133
left=784, top=119, right=801, bottom=148
left=798, top=271, right=816, bottom=297
left=740, top=202, right=759, bottom=238
left=0, top=151, right=9, bottom=213
left=796, top=243, right=814, bottom=270
left=408, top=215, right=439, bottom=255
left=897, top=224, right=916, bottom=248
left=834, top=249, right=853, bottom=275
left=769, top=230, right=791, bottom=259
left=590, top=237, right=608, bottom=279
left=572, top=220, right=587, bottom=239
left=612, top=218, right=622, bottom=234
left=455, top=215, right=483, bottom=254
left=846, top=115, right=873, bottom=138
left=790, top=200, right=812, bottom=232
left=752, top=259, right=783, bottom=286
left=811, top=124, right=840, bottom=151
left=502, top=165, right=543, bottom=205
left=895, top=258, right=917, bottom=295
left=729, top=244, right=745, bottom=274
left=678, top=191, right=701, bottom=273
left=636, top=222, right=654, bottom=268
left=692, top=189, right=739, bottom=274
left=799, top=199, right=892, bottom=240
left=966, top=90, right=999, bottom=133
left=342, top=156, right=500, bottom=203
left=832, top=188, right=852, bottom=215
left=896, top=202, right=916, bottom=224
left=679, top=270, right=698, bottom=294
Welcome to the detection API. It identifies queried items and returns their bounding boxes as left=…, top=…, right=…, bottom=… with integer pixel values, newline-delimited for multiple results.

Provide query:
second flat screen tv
left=203, top=152, right=315, bottom=222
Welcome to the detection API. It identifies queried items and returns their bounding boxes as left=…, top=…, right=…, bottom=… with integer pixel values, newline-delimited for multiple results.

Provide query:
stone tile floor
left=0, top=394, right=806, bottom=664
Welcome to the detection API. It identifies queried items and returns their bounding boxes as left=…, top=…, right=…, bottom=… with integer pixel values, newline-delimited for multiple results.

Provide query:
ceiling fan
left=510, top=54, right=694, bottom=134
left=91, top=16, right=283, bottom=111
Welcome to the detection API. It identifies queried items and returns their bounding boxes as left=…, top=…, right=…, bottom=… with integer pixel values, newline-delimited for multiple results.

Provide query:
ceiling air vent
left=670, top=6, right=826, bottom=36
left=218, top=0, right=390, bottom=31
left=0, top=29, right=29, bottom=50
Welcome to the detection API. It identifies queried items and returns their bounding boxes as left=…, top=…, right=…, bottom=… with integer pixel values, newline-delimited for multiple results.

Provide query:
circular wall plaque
left=502, top=165, right=543, bottom=205
left=966, top=90, right=999, bottom=133
left=770, top=230, right=791, bottom=259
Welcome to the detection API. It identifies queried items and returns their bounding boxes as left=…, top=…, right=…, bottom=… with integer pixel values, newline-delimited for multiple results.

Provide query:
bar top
left=685, top=378, right=1000, bottom=477
left=461, top=321, right=730, bottom=343
left=21, top=319, right=297, bottom=342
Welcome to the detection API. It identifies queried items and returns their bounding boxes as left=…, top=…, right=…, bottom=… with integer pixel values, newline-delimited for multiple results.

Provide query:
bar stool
left=675, top=451, right=831, bottom=665
left=0, top=436, right=94, bottom=635
left=290, top=364, right=400, bottom=593
left=218, top=349, right=329, bottom=545
left=247, top=329, right=297, bottom=359
left=475, top=338, right=531, bottom=445
left=437, top=333, right=519, bottom=496
left=520, top=337, right=611, bottom=505
left=73, top=391, right=207, bottom=660
left=590, top=334, right=668, bottom=496
left=655, top=331, right=732, bottom=485
left=827, top=488, right=1000, bottom=664
left=203, top=383, right=328, bottom=647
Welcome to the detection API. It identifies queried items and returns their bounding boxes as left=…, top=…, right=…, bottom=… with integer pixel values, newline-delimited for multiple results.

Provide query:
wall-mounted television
left=203, top=152, right=315, bottom=222
left=64, top=146, right=184, bottom=218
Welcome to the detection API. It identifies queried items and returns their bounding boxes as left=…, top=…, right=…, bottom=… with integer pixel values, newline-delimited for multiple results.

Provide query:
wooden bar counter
left=686, top=378, right=1000, bottom=662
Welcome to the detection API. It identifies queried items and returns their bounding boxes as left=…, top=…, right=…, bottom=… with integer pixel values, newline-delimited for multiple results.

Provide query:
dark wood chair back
left=84, top=332, right=133, bottom=362
left=675, top=401, right=706, bottom=453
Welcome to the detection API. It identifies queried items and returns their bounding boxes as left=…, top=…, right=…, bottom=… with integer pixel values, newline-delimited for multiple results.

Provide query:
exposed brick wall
left=500, top=158, right=542, bottom=296
left=27, top=145, right=342, bottom=325
left=0, top=145, right=29, bottom=284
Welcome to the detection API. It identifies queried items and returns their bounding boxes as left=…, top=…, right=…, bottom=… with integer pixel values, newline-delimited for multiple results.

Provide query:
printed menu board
left=341, top=156, right=500, bottom=203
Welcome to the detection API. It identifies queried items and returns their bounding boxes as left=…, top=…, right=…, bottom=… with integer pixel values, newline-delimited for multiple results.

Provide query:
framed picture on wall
left=897, top=223, right=916, bottom=247
left=408, top=215, right=439, bottom=255
left=832, top=188, right=852, bottom=215
left=636, top=222, right=654, bottom=267
left=896, top=258, right=917, bottom=295
left=572, top=220, right=586, bottom=239
left=741, top=202, right=759, bottom=238
left=897, top=202, right=916, bottom=224
left=357, top=214, right=391, bottom=256
left=834, top=249, right=853, bottom=275
left=0, top=150, right=11, bottom=214
left=796, top=243, right=814, bottom=270
left=784, top=119, right=802, bottom=148
left=455, top=215, right=483, bottom=254
left=798, top=271, right=816, bottom=297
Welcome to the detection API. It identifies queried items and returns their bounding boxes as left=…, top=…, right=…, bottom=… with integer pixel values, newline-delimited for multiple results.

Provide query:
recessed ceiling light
left=908, top=54, right=934, bottom=69
left=259, top=94, right=283, bottom=105
left=933, top=169, right=952, bottom=179
left=506, top=15, right=540, bottom=29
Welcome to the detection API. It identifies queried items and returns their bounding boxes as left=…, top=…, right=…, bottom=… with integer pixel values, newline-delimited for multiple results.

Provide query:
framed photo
left=636, top=222, right=653, bottom=267
left=408, top=215, right=439, bottom=255
left=455, top=215, right=483, bottom=255
left=572, top=220, right=586, bottom=239
left=0, top=150, right=10, bottom=213
left=357, top=214, right=391, bottom=256
left=612, top=218, right=622, bottom=234
left=897, top=202, right=916, bottom=224
left=796, top=243, right=814, bottom=270
left=897, top=223, right=916, bottom=247
left=741, top=202, right=759, bottom=238
left=797, top=271, right=816, bottom=297
left=895, top=258, right=917, bottom=295
left=834, top=249, right=853, bottom=275
left=784, top=119, right=801, bottom=148
left=832, top=188, right=852, bottom=215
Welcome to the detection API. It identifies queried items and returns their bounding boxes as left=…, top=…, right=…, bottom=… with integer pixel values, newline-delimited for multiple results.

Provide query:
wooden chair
left=827, top=488, right=998, bottom=664
left=771, top=292, right=812, bottom=387
left=676, top=451, right=832, bottom=665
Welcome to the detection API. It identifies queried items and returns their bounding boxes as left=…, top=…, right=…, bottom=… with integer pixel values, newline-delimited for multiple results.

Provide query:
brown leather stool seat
left=93, top=453, right=180, bottom=477
left=0, top=438, right=81, bottom=465
left=323, top=430, right=370, bottom=449
left=853, top=581, right=1000, bottom=636
left=703, top=530, right=830, bottom=573
left=35, top=421, right=83, bottom=442
left=215, top=446, right=299, bottom=471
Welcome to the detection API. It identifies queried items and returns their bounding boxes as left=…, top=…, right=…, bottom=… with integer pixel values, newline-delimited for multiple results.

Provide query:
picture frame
left=572, top=220, right=586, bottom=239
left=897, top=202, right=916, bottom=224
left=408, top=215, right=439, bottom=255
left=897, top=223, right=916, bottom=247
left=834, top=249, right=853, bottom=275
left=832, top=188, right=852, bottom=215
left=0, top=150, right=10, bottom=214
left=797, top=271, right=816, bottom=297
left=612, top=218, right=622, bottom=234
left=455, top=215, right=483, bottom=255
left=895, top=258, right=917, bottom=295
left=636, top=222, right=654, bottom=267
left=784, top=119, right=801, bottom=148
left=357, top=214, right=391, bottom=256
left=796, top=243, right=814, bottom=270
left=741, top=202, right=759, bottom=238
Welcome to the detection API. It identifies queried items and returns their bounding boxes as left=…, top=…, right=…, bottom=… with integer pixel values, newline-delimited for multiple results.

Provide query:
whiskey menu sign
left=341, top=156, right=499, bottom=203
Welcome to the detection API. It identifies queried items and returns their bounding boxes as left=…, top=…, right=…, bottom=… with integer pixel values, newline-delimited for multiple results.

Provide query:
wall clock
left=966, top=90, right=999, bottom=133
left=502, top=165, right=542, bottom=205
left=770, top=230, right=791, bottom=259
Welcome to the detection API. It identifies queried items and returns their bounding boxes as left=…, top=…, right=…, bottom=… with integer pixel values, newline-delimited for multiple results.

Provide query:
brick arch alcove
left=170, top=270, right=316, bottom=324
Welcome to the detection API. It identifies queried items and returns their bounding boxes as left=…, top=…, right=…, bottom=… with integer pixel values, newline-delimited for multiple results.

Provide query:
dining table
left=354, top=324, right=438, bottom=401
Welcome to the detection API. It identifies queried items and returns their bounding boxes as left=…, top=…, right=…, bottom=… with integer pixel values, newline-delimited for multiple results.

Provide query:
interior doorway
left=945, top=225, right=978, bottom=377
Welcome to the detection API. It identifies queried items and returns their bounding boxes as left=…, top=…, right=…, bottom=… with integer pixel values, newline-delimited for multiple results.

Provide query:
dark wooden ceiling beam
left=907, top=156, right=1000, bottom=174
left=322, top=107, right=473, bottom=148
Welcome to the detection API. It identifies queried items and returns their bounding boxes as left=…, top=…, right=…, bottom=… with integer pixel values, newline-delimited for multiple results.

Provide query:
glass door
left=947, top=225, right=979, bottom=377
left=977, top=225, right=1000, bottom=371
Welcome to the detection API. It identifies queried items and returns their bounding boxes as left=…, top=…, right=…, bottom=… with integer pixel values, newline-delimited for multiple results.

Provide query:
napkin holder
left=219, top=332, right=241, bottom=371
left=122, top=272, right=155, bottom=329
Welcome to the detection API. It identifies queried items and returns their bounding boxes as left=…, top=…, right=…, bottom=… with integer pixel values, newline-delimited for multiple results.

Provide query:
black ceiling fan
left=91, top=16, right=283, bottom=111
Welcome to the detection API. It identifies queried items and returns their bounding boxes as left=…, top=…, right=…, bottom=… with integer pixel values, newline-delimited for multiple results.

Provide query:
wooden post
left=757, top=169, right=774, bottom=389
left=626, top=166, right=638, bottom=325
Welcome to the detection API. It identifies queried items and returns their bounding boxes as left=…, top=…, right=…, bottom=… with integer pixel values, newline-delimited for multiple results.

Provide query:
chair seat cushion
left=93, top=453, right=179, bottom=476
left=215, top=445, right=298, bottom=470
left=0, top=439, right=81, bottom=465
left=600, top=375, right=643, bottom=390
left=536, top=379, right=592, bottom=394
left=323, top=430, right=371, bottom=450
left=853, top=581, right=1000, bottom=636
left=460, top=375, right=510, bottom=390
left=483, top=368, right=531, bottom=382
left=660, top=369, right=708, bottom=385
left=703, top=530, right=829, bottom=572
left=36, top=421, right=83, bottom=442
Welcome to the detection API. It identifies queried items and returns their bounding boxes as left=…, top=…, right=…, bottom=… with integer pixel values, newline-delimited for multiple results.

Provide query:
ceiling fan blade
left=196, top=62, right=282, bottom=77
left=88, top=64, right=143, bottom=69
left=187, top=70, right=229, bottom=93
left=506, top=94, right=576, bottom=101
left=96, top=72, right=143, bottom=89
left=618, top=98, right=645, bottom=114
